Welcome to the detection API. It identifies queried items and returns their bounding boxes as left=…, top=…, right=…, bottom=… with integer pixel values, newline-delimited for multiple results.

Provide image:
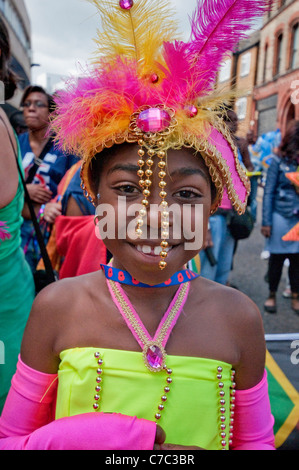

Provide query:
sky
left=24, top=0, right=198, bottom=88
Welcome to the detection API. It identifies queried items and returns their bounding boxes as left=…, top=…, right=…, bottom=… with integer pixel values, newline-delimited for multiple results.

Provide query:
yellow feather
left=88, top=0, right=179, bottom=76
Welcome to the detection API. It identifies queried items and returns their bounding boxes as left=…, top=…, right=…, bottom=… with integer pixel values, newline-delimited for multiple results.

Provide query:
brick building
left=216, top=0, right=299, bottom=139
left=254, top=0, right=299, bottom=137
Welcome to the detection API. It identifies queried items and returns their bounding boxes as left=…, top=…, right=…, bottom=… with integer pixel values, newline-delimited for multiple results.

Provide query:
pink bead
left=185, top=105, right=198, bottom=118
left=136, top=108, right=171, bottom=133
left=150, top=74, right=159, bottom=83
left=119, top=0, right=134, bottom=9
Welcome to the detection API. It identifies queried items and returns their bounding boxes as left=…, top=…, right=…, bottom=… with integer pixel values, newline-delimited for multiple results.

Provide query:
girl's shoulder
left=21, top=272, right=106, bottom=372
left=191, top=276, right=263, bottom=330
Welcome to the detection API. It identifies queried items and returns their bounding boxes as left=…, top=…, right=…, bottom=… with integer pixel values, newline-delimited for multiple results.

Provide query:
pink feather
left=161, top=0, right=273, bottom=101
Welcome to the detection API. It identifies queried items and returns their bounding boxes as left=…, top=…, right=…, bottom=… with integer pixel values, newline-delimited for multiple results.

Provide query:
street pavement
left=228, top=189, right=299, bottom=335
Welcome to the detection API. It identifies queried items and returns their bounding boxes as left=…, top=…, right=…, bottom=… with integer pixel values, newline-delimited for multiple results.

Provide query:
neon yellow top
left=55, top=347, right=234, bottom=450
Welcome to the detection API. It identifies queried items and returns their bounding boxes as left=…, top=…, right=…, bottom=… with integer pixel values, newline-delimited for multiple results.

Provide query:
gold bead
left=161, top=240, right=168, bottom=248
left=162, top=231, right=169, bottom=238
left=160, top=251, right=168, bottom=258
left=146, top=158, right=154, bottom=166
left=136, top=218, right=144, bottom=226
left=138, top=149, right=145, bottom=157
left=159, top=260, right=167, bottom=270
left=137, top=169, right=144, bottom=177
left=158, top=161, right=166, bottom=169
left=160, top=200, right=168, bottom=208
left=162, top=221, right=169, bottom=229
left=142, top=199, right=149, bottom=206
left=158, top=171, right=166, bottom=179
left=145, top=169, right=153, bottom=177
left=158, top=150, right=166, bottom=158
left=138, top=159, right=145, bottom=167
left=148, top=149, right=155, bottom=157
left=139, top=180, right=145, bottom=188
left=139, top=208, right=147, bottom=217
left=143, top=189, right=150, bottom=197
left=138, top=139, right=144, bottom=146
left=145, top=179, right=152, bottom=187
left=159, top=181, right=167, bottom=188
left=135, top=228, right=143, bottom=237
left=161, top=210, right=169, bottom=218
left=159, top=191, right=167, bottom=198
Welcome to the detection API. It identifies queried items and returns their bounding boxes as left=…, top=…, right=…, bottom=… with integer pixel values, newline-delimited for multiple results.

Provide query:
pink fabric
left=0, top=357, right=156, bottom=450
left=231, top=371, right=276, bottom=450
left=208, top=128, right=247, bottom=209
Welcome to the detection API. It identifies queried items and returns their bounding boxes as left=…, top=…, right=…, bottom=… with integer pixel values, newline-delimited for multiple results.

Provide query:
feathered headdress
left=52, top=0, right=273, bottom=269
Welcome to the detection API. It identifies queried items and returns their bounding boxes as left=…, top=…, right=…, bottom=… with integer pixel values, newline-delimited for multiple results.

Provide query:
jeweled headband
left=51, top=0, right=273, bottom=269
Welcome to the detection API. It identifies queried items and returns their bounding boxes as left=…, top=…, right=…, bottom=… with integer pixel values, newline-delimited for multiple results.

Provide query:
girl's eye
left=174, top=189, right=201, bottom=199
left=116, top=184, right=140, bottom=194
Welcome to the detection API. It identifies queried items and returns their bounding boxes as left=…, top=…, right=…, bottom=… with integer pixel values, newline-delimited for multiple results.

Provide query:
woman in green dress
left=0, top=17, right=35, bottom=412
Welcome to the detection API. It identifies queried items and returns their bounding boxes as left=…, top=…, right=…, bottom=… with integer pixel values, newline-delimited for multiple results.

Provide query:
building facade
left=253, top=0, right=299, bottom=136
left=0, top=0, right=31, bottom=107
left=216, top=0, right=299, bottom=139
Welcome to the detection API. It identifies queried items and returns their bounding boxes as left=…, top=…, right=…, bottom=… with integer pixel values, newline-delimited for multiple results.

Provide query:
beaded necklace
left=106, top=278, right=190, bottom=421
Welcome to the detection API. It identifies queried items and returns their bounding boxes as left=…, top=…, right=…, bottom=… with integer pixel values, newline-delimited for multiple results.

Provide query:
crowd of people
left=0, top=0, right=298, bottom=451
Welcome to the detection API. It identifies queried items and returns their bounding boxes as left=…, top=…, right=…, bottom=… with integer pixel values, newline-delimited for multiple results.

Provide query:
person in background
left=199, top=109, right=253, bottom=286
left=18, top=85, right=78, bottom=273
left=261, top=120, right=299, bottom=314
left=0, top=17, right=35, bottom=412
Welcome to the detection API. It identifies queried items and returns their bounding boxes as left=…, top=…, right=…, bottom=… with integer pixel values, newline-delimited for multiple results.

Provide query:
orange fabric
left=282, top=222, right=299, bottom=242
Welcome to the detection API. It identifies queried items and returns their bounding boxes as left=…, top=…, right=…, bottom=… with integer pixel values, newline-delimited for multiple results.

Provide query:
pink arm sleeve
left=0, top=357, right=156, bottom=450
left=230, top=370, right=276, bottom=450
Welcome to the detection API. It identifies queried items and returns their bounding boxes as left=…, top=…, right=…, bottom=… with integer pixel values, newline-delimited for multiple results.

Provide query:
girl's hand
left=156, top=443, right=204, bottom=450
left=154, top=425, right=166, bottom=448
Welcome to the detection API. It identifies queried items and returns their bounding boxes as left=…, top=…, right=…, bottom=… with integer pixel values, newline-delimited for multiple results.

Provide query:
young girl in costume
left=0, top=0, right=275, bottom=450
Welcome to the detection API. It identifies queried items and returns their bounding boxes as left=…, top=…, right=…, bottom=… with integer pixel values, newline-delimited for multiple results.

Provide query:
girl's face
left=97, top=144, right=212, bottom=285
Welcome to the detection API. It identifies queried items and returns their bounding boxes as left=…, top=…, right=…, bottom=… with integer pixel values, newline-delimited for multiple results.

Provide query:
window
left=275, top=33, right=283, bottom=75
left=263, top=44, right=268, bottom=82
left=240, top=52, right=251, bottom=78
left=235, top=97, right=247, bottom=120
left=290, top=23, right=299, bottom=69
left=218, top=58, right=232, bottom=83
left=2, top=0, right=30, bottom=54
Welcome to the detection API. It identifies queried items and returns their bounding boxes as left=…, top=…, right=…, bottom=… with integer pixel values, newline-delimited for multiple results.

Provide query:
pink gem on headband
left=136, top=108, right=171, bottom=133
left=119, top=0, right=134, bottom=9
